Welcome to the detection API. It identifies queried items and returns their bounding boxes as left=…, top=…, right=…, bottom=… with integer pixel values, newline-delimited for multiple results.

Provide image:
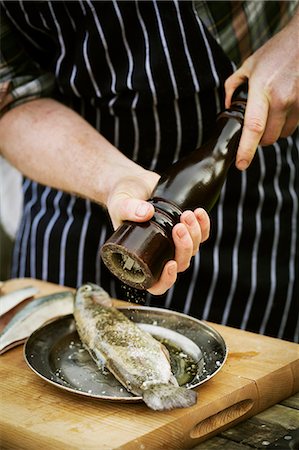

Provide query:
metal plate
left=24, top=307, right=227, bottom=402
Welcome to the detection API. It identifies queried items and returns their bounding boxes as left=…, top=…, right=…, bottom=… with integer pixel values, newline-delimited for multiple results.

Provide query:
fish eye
left=82, top=285, right=92, bottom=292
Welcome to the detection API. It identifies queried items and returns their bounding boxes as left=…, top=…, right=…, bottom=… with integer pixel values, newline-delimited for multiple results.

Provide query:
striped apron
left=3, top=1, right=298, bottom=341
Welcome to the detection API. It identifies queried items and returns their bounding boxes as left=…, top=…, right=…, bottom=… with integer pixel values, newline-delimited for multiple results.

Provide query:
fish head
left=76, top=283, right=113, bottom=308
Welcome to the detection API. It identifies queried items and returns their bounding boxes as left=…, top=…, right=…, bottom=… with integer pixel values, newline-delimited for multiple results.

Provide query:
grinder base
left=100, top=220, right=175, bottom=290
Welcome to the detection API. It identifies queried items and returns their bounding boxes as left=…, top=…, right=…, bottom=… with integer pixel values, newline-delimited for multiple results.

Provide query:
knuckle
left=245, top=117, right=265, bottom=135
left=277, top=95, right=294, bottom=111
left=266, top=82, right=297, bottom=111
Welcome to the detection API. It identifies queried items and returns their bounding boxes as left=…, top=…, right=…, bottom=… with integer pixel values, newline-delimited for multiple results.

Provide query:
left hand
left=225, top=9, right=299, bottom=171
left=106, top=173, right=210, bottom=295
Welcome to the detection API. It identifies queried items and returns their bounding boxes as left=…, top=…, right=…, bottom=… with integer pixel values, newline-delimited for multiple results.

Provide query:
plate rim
left=24, top=307, right=228, bottom=402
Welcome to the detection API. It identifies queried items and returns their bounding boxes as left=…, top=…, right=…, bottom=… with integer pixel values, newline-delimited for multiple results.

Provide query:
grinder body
left=101, top=90, right=247, bottom=290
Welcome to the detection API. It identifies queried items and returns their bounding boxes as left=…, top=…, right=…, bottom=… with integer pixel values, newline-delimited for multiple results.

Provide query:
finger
left=194, top=208, right=210, bottom=242
left=236, top=88, right=269, bottom=170
left=147, top=261, right=177, bottom=295
left=112, top=198, right=154, bottom=228
left=280, top=109, right=299, bottom=138
left=225, top=69, right=248, bottom=108
left=172, top=223, right=193, bottom=272
left=180, top=210, right=202, bottom=255
left=260, top=108, right=287, bottom=146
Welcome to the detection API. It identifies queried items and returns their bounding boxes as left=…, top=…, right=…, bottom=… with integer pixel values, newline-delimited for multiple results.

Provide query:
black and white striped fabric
left=3, top=1, right=298, bottom=342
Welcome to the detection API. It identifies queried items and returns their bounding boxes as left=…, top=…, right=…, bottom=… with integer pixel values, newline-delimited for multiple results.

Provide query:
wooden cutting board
left=0, top=278, right=298, bottom=450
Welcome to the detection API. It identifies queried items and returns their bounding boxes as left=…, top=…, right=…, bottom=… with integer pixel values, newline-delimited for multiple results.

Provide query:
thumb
left=225, top=67, right=248, bottom=108
left=109, top=197, right=155, bottom=229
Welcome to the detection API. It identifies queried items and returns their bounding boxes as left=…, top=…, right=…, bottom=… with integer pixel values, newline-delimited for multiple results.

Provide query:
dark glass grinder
left=101, top=86, right=247, bottom=290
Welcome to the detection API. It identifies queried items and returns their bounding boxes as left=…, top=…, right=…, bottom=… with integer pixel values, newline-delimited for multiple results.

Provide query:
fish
left=0, top=286, right=39, bottom=317
left=74, top=283, right=197, bottom=410
left=0, top=291, right=74, bottom=354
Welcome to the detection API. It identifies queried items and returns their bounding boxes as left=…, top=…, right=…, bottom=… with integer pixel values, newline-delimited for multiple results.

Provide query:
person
left=0, top=1, right=298, bottom=342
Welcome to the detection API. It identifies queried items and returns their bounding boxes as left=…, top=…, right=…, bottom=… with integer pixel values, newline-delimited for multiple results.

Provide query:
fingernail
left=237, top=159, right=249, bottom=170
left=136, top=203, right=150, bottom=217
left=195, top=208, right=204, bottom=219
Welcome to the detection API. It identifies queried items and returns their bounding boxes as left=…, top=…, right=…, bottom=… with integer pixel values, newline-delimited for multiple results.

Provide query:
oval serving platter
left=24, top=306, right=227, bottom=402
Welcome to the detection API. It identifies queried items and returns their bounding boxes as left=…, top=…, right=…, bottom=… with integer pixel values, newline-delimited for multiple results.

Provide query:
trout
left=74, top=283, right=197, bottom=410
left=0, top=291, right=74, bottom=354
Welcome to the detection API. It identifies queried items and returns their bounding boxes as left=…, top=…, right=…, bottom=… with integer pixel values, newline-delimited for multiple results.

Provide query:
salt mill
left=101, top=86, right=247, bottom=290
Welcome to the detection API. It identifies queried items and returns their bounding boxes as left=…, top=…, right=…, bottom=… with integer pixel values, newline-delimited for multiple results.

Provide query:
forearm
left=0, top=98, right=151, bottom=206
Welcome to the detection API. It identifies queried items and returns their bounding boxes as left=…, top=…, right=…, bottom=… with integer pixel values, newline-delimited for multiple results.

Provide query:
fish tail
left=142, top=384, right=197, bottom=411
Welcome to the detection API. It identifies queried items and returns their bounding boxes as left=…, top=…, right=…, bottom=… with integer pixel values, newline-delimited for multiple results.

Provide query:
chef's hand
left=225, top=9, right=299, bottom=171
left=106, top=174, right=210, bottom=295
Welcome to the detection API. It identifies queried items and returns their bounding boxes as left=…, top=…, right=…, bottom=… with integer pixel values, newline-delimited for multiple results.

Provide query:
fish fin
left=86, top=346, right=107, bottom=368
left=142, top=384, right=197, bottom=411
left=169, top=373, right=179, bottom=387
left=160, top=342, right=171, bottom=363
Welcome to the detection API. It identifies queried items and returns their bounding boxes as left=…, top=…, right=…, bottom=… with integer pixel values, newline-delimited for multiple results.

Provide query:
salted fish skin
left=0, top=291, right=74, bottom=354
left=74, top=283, right=197, bottom=410
left=0, top=286, right=39, bottom=317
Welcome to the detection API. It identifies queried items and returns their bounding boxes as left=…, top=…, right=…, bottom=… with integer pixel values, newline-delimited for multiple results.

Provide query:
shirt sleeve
left=0, top=10, right=55, bottom=117
left=196, top=0, right=299, bottom=66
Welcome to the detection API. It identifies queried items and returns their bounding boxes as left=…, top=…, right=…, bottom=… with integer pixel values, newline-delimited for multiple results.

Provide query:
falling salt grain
left=284, top=436, right=292, bottom=441
left=262, top=441, right=270, bottom=446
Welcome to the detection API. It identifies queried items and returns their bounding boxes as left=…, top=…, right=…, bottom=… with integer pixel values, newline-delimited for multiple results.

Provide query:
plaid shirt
left=196, top=0, right=298, bottom=65
left=0, top=0, right=298, bottom=116
left=0, top=8, right=55, bottom=116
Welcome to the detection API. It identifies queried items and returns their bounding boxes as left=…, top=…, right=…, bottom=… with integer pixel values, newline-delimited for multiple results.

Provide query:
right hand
left=225, top=9, right=299, bottom=171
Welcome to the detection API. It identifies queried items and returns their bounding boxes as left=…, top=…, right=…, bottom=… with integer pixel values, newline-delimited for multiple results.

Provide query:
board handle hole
left=190, top=398, right=254, bottom=439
